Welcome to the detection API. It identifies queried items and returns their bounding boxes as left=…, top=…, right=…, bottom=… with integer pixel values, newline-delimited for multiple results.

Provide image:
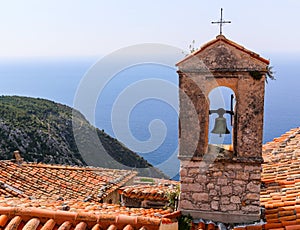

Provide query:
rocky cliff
left=0, top=96, right=167, bottom=178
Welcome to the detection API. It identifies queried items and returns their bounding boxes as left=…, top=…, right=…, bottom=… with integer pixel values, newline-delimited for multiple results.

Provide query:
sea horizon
left=0, top=53, right=299, bottom=179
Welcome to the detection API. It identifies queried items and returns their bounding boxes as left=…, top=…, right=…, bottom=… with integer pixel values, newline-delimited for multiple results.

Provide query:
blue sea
left=0, top=54, right=299, bottom=180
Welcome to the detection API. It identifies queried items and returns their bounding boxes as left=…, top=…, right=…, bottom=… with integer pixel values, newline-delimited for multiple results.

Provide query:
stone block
left=246, top=181, right=260, bottom=193
left=211, top=201, right=219, bottom=210
left=200, top=203, right=211, bottom=211
left=209, top=189, right=218, bottom=196
left=215, top=185, right=220, bottom=191
left=233, top=185, right=244, bottom=194
left=180, top=184, right=190, bottom=192
left=196, top=175, right=207, bottom=183
left=230, top=196, right=241, bottom=204
left=217, top=178, right=228, bottom=185
left=244, top=165, right=260, bottom=172
left=241, top=205, right=259, bottom=213
left=199, top=162, right=209, bottom=173
left=207, top=183, right=214, bottom=189
left=188, top=183, right=204, bottom=192
left=236, top=172, right=249, bottom=180
left=226, top=164, right=242, bottom=170
left=233, top=180, right=246, bottom=185
left=220, top=204, right=237, bottom=212
left=250, top=173, right=261, bottom=180
left=224, top=171, right=235, bottom=179
left=221, top=186, right=232, bottom=195
left=180, top=193, right=190, bottom=200
left=181, top=177, right=194, bottom=183
left=213, top=171, right=222, bottom=177
left=245, top=193, right=260, bottom=200
left=179, top=200, right=193, bottom=209
left=221, top=197, right=230, bottom=205
left=192, top=193, right=209, bottom=202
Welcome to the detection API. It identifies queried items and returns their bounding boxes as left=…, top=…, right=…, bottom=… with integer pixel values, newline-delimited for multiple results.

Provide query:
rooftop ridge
left=0, top=206, right=165, bottom=227
left=22, top=162, right=134, bottom=173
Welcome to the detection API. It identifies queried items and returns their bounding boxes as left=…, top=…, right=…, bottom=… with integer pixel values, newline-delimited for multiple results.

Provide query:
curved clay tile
left=91, top=224, right=101, bottom=230
left=123, top=224, right=134, bottom=230
left=0, top=215, right=8, bottom=227
left=138, top=227, right=147, bottom=230
left=53, top=211, right=77, bottom=224
left=136, top=216, right=160, bottom=226
left=107, top=225, right=117, bottom=230
left=40, top=219, right=56, bottom=230
left=4, top=216, right=22, bottom=230
left=57, top=221, right=72, bottom=230
left=162, top=210, right=181, bottom=219
left=74, top=222, right=87, bottom=230
left=286, top=225, right=300, bottom=230
left=22, top=218, right=40, bottom=230
left=75, top=212, right=97, bottom=223
left=116, top=215, right=137, bottom=225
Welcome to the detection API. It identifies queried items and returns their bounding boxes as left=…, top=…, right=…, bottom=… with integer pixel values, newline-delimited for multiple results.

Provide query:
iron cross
left=211, top=8, right=231, bottom=35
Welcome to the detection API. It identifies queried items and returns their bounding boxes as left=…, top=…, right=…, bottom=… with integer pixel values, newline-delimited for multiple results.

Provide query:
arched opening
left=208, top=86, right=236, bottom=150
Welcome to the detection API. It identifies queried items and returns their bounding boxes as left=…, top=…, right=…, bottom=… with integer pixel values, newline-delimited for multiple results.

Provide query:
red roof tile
left=0, top=197, right=178, bottom=230
left=4, top=127, right=300, bottom=229
left=0, top=161, right=137, bottom=201
left=261, top=127, right=300, bottom=229
left=119, top=178, right=179, bottom=201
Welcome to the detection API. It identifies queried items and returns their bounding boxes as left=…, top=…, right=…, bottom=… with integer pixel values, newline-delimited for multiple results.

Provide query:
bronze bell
left=211, top=117, right=230, bottom=137
left=210, top=108, right=231, bottom=137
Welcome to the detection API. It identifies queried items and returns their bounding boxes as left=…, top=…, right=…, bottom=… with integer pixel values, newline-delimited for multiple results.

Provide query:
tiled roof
left=3, top=127, right=300, bottom=229
left=260, top=127, right=300, bottom=229
left=119, top=178, right=179, bottom=201
left=0, top=197, right=178, bottom=230
left=116, top=128, right=300, bottom=229
left=0, top=161, right=137, bottom=201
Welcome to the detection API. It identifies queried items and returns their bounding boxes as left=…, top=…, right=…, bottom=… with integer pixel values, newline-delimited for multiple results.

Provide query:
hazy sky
left=0, top=1, right=299, bottom=57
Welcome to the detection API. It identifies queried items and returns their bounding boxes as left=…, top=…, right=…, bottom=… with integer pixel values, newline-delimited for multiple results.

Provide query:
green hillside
left=0, top=95, right=167, bottom=178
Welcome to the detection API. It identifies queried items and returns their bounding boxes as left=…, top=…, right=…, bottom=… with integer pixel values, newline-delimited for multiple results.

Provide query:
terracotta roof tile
left=0, top=197, right=178, bottom=230
left=0, top=161, right=137, bottom=201
left=4, top=127, right=300, bottom=229
left=261, top=127, right=300, bottom=229
left=119, top=178, right=179, bottom=201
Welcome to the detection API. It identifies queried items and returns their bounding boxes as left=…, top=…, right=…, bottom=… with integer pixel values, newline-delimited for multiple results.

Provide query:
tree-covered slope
left=0, top=96, right=167, bottom=178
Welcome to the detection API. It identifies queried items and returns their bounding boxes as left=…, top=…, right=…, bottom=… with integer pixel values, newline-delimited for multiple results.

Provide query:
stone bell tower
left=177, top=35, right=269, bottom=223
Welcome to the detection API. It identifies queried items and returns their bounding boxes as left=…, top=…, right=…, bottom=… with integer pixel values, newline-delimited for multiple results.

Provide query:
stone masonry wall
left=179, top=160, right=261, bottom=222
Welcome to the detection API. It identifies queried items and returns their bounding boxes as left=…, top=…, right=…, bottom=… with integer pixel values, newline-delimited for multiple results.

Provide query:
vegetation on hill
left=0, top=95, right=167, bottom=178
